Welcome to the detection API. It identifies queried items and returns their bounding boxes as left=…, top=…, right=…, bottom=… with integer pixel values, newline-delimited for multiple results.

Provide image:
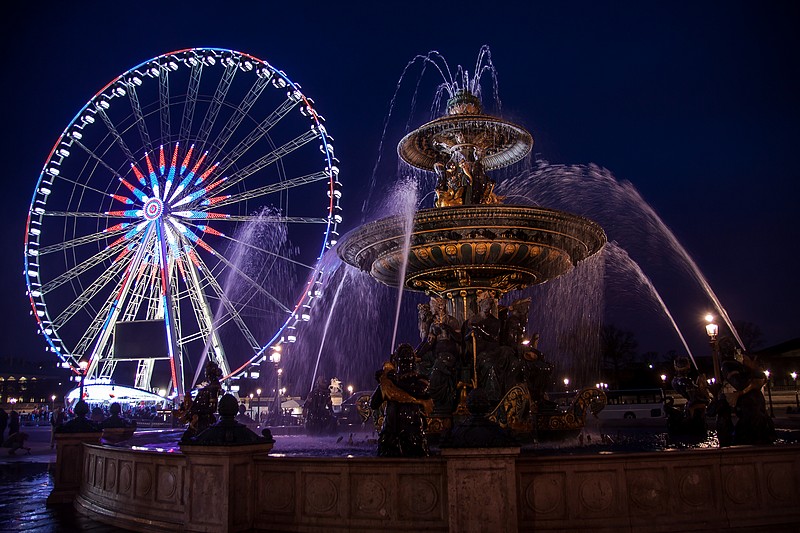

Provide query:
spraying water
left=309, top=267, right=349, bottom=394
left=604, top=242, right=697, bottom=368
left=499, top=162, right=744, bottom=350
left=389, top=178, right=419, bottom=350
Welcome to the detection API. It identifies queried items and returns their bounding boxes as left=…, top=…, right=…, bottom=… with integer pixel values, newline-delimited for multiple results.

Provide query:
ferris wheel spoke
left=50, top=256, right=128, bottom=329
left=96, top=108, right=138, bottom=168
left=72, top=290, right=118, bottom=359
left=193, top=63, right=240, bottom=154
left=159, top=65, right=171, bottom=142
left=45, top=211, right=142, bottom=220
left=181, top=255, right=231, bottom=377
left=126, top=84, right=153, bottom=153
left=40, top=237, right=132, bottom=295
left=218, top=129, right=320, bottom=194
left=192, top=252, right=261, bottom=351
left=211, top=248, right=292, bottom=314
left=71, top=139, right=129, bottom=183
left=178, top=61, right=204, bottom=148
left=37, top=226, right=128, bottom=256
left=183, top=222, right=314, bottom=270
left=220, top=215, right=328, bottom=224
left=198, top=74, right=271, bottom=159
left=212, top=96, right=301, bottom=175
left=201, top=170, right=330, bottom=210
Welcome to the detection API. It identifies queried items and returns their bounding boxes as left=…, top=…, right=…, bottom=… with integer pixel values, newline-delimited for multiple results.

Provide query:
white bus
left=597, top=388, right=666, bottom=420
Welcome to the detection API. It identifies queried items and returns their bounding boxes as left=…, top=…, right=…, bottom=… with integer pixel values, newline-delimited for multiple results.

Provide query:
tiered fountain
left=339, top=89, right=607, bottom=437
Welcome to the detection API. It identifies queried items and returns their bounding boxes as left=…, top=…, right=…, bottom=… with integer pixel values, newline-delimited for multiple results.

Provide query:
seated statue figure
left=668, top=355, right=710, bottom=436
left=179, top=361, right=222, bottom=441
left=718, top=355, right=775, bottom=445
left=303, top=376, right=338, bottom=435
left=371, top=344, right=433, bottom=457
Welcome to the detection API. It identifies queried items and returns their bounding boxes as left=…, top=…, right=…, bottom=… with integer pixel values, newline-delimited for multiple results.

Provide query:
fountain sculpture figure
left=339, top=87, right=607, bottom=438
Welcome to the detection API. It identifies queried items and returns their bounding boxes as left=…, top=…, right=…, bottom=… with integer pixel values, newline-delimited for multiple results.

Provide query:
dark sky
left=2, top=1, right=798, bottom=368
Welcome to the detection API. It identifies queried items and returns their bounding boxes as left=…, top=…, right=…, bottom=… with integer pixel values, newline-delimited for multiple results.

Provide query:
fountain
left=339, top=88, right=607, bottom=437
left=61, top=52, right=800, bottom=533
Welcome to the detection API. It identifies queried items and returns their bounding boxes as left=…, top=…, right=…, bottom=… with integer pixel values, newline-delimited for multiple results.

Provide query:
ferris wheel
left=23, top=48, right=342, bottom=397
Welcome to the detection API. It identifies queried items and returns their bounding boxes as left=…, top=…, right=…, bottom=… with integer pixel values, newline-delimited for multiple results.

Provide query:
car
left=337, top=390, right=374, bottom=426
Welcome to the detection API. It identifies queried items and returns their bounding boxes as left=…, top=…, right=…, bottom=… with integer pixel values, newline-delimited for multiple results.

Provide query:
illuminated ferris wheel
left=23, top=48, right=342, bottom=397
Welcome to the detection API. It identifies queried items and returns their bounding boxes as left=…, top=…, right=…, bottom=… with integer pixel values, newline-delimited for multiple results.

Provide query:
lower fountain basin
left=73, top=431, right=800, bottom=532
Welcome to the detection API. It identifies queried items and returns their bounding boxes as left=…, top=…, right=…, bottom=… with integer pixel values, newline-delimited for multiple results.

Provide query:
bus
left=598, top=388, right=666, bottom=420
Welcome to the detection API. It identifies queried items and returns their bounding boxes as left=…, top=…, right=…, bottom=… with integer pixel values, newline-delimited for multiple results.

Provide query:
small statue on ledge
left=179, top=361, right=222, bottom=442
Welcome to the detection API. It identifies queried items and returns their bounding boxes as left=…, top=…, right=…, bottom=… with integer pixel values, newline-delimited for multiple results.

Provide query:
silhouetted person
left=8, top=411, right=20, bottom=436
left=50, top=406, right=65, bottom=448
left=0, top=408, right=7, bottom=442
left=4, top=431, right=30, bottom=455
left=99, top=402, right=135, bottom=429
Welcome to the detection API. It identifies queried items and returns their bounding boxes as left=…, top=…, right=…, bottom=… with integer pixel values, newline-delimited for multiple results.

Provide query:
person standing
left=8, top=411, right=20, bottom=436
left=50, top=406, right=65, bottom=449
left=0, top=408, right=7, bottom=442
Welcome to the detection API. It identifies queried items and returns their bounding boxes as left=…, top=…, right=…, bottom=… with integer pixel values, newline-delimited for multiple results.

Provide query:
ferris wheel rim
left=24, top=47, right=341, bottom=385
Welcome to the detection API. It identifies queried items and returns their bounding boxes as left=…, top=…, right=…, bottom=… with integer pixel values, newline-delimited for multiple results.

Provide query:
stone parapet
left=73, top=442, right=800, bottom=532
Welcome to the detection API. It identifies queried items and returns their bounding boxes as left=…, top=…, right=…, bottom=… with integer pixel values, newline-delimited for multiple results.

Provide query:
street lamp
left=347, top=385, right=354, bottom=396
left=78, top=359, right=89, bottom=401
left=764, top=369, right=774, bottom=418
left=791, top=371, right=799, bottom=410
left=256, top=388, right=262, bottom=422
left=704, top=315, right=721, bottom=386
left=51, top=394, right=56, bottom=411
left=563, top=377, right=570, bottom=391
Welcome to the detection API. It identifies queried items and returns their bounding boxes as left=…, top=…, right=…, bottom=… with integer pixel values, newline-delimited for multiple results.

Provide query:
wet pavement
left=0, top=427, right=134, bottom=532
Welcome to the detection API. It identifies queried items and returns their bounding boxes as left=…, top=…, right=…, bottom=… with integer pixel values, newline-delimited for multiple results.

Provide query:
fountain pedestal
left=47, top=431, right=102, bottom=505
left=180, top=443, right=274, bottom=533
left=442, top=447, right=520, bottom=533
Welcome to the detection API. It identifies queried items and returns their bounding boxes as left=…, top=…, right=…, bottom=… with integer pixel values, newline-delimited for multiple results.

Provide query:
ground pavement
left=0, top=426, right=135, bottom=532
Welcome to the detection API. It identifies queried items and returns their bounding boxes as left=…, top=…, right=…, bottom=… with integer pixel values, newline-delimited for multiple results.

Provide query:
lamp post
left=256, top=388, right=262, bottom=423
left=764, top=370, right=774, bottom=418
left=51, top=394, right=56, bottom=412
left=660, top=374, right=667, bottom=390
left=704, top=315, right=721, bottom=386
left=563, top=377, right=570, bottom=391
left=249, top=393, right=254, bottom=418
left=78, top=359, right=89, bottom=401
left=269, top=347, right=282, bottom=423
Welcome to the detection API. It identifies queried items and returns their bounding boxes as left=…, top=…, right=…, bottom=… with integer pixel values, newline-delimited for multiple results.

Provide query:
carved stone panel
left=155, top=464, right=179, bottom=504
left=303, top=472, right=341, bottom=518
left=521, top=472, right=567, bottom=520
left=350, top=473, right=389, bottom=519
left=104, top=457, right=117, bottom=493
left=258, top=470, right=295, bottom=515
left=627, top=467, right=669, bottom=513
left=398, top=473, right=444, bottom=521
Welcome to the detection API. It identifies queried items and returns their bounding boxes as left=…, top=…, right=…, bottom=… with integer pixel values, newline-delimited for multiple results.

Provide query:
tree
left=600, top=325, right=638, bottom=388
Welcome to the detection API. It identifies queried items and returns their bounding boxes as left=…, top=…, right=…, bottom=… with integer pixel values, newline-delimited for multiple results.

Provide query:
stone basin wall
left=75, top=443, right=800, bottom=532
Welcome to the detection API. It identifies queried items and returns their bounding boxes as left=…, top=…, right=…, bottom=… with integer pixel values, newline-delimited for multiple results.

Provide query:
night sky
left=2, top=1, right=798, bottom=370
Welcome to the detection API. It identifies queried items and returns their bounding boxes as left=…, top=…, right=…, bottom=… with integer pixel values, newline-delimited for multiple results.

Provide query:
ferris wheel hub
left=143, top=198, right=164, bottom=220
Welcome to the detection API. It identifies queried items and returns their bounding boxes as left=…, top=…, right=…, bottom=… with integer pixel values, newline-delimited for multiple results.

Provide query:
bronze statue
left=179, top=361, right=222, bottom=441
left=371, top=344, right=433, bottom=457
left=303, top=376, right=338, bottom=435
